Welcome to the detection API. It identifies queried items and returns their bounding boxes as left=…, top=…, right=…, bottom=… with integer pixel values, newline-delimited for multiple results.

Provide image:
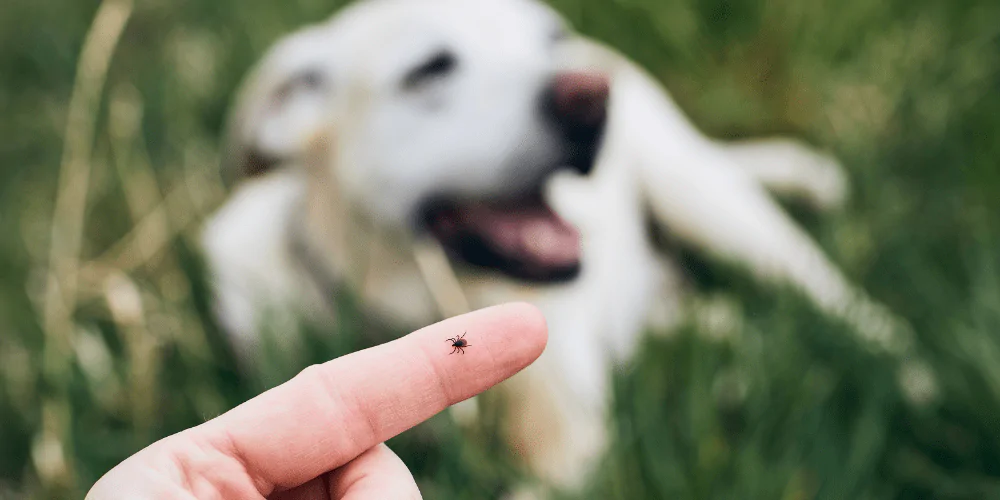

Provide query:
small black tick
left=446, top=332, right=470, bottom=354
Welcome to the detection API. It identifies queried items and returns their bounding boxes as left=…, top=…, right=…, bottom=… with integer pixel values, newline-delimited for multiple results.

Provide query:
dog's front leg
left=611, top=65, right=911, bottom=354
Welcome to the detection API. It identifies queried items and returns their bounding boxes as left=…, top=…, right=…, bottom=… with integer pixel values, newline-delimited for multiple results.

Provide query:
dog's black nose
left=550, top=71, right=610, bottom=129
left=544, top=71, right=610, bottom=176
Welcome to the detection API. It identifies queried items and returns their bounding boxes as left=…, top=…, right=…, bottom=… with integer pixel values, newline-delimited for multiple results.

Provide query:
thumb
left=270, top=444, right=421, bottom=500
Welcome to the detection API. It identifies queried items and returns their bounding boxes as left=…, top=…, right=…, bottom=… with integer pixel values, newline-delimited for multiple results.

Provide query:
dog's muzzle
left=419, top=71, right=611, bottom=284
left=543, top=70, right=610, bottom=176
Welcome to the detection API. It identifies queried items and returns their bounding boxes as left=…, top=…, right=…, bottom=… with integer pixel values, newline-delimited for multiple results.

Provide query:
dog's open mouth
left=417, top=70, right=612, bottom=283
left=422, top=192, right=581, bottom=282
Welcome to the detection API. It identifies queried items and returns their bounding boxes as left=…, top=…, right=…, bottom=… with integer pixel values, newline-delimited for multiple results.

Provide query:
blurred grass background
left=2, top=0, right=1000, bottom=498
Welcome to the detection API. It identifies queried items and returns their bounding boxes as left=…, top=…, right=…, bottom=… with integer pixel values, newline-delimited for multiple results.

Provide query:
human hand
left=86, top=302, right=547, bottom=499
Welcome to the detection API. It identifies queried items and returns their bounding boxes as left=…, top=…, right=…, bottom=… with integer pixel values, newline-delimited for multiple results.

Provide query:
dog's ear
left=221, top=25, right=335, bottom=185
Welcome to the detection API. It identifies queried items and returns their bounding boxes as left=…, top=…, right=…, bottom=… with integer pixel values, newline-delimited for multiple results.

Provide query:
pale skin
left=86, top=302, right=548, bottom=500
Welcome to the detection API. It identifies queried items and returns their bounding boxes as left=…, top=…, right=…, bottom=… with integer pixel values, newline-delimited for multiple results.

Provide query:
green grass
left=2, top=0, right=1000, bottom=498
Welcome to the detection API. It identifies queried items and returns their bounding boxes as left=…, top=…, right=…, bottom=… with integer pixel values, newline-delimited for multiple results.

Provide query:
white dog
left=201, top=0, right=907, bottom=494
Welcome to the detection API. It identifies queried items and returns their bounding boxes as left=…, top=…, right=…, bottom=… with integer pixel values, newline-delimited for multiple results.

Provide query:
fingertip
left=456, top=302, right=547, bottom=373
left=421, top=302, right=548, bottom=399
left=499, top=301, right=549, bottom=363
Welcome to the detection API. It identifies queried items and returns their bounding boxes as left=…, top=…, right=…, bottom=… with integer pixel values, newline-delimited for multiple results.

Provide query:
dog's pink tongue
left=468, top=203, right=580, bottom=268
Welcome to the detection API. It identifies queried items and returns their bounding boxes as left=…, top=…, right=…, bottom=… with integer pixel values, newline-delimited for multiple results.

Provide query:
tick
left=446, top=332, right=470, bottom=354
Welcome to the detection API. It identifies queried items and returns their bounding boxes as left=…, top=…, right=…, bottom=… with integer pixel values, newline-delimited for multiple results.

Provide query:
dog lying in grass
left=201, top=0, right=908, bottom=494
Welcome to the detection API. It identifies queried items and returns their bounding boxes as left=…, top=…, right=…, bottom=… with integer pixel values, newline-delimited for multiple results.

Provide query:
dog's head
left=225, top=0, right=609, bottom=283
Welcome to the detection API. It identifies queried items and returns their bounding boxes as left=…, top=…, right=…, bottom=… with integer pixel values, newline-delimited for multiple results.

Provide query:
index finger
left=199, top=302, right=547, bottom=495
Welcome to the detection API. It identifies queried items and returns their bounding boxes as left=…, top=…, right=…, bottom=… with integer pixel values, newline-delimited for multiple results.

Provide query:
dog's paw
left=803, top=150, right=850, bottom=211
left=720, top=138, right=851, bottom=211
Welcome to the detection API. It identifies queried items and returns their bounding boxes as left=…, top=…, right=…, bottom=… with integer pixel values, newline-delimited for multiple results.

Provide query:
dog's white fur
left=202, top=0, right=907, bottom=493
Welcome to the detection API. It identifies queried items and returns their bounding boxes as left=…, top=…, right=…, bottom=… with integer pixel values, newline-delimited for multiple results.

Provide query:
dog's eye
left=275, top=68, right=327, bottom=104
left=550, top=24, right=571, bottom=44
left=295, top=69, right=326, bottom=90
left=402, top=50, right=457, bottom=90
